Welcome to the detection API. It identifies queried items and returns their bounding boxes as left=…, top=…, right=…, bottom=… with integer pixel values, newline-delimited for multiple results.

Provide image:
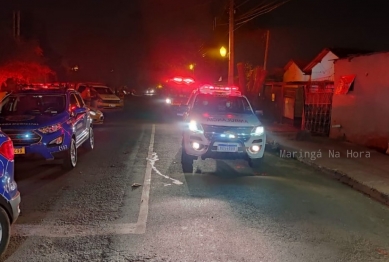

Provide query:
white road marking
left=146, top=152, right=183, bottom=185
left=12, top=223, right=139, bottom=237
left=11, top=124, right=157, bottom=237
left=134, top=124, right=155, bottom=234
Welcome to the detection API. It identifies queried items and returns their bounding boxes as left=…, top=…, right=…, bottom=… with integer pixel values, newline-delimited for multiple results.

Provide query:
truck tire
left=248, top=157, right=264, bottom=169
left=0, top=207, right=10, bottom=257
left=62, top=138, right=77, bottom=170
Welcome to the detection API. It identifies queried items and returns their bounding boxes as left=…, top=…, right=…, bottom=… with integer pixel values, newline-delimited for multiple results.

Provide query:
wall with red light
left=331, top=52, right=389, bottom=151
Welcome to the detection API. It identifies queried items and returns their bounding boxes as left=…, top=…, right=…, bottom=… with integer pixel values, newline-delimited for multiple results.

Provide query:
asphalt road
left=2, top=96, right=389, bottom=262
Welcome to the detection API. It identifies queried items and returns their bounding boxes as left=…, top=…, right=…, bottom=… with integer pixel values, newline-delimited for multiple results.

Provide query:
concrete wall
left=330, top=52, right=389, bottom=151
left=283, top=62, right=309, bottom=82
left=311, top=51, right=338, bottom=81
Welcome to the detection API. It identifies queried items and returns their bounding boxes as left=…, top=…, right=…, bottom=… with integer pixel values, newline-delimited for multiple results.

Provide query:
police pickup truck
left=181, top=84, right=266, bottom=173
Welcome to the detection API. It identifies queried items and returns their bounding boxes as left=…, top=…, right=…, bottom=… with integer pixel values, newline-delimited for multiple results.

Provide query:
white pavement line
left=146, top=153, right=183, bottom=185
left=134, top=124, right=155, bottom=234
left=12, top=223, right=139, bottom=237
left=11, top=125, right=156, bottom=237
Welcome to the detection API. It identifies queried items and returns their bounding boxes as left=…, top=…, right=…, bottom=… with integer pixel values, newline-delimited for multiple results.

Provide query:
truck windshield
left=192, top=94, right=253, bottom=114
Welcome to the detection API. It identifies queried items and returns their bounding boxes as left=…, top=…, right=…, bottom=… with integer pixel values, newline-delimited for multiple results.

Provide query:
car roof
left=11, top=88, right=76, bottom=95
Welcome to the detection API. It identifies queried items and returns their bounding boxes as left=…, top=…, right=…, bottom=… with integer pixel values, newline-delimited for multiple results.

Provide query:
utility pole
left=263, top=30, right=270, bottom=70
left=13, top=10, right=21, bottom=40
left=228, top=0, right=234, bottom=85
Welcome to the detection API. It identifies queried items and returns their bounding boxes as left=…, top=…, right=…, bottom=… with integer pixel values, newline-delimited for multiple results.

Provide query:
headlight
left=251, top=126, right=264, bottom=136
left=166, top=98, right=171, bottom=104
left=38, top=123, right=62, bottom=134
left=4, top=177, right=17, bottom=193
left=188, top=120, right=203, bottom=133
left=89, top=111, right=96, bottom=116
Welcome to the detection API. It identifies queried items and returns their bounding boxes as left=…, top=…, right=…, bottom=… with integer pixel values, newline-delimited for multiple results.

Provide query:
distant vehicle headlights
left=166, top=98, right=171, bottom=104
left=38, top=123, right=62, bottom=134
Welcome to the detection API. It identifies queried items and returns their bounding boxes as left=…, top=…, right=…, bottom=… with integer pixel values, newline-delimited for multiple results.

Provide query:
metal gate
left=302, top=82, right=334, bottom=136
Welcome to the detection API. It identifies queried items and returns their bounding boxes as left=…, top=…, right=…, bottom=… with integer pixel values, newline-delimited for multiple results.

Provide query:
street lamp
left=189, top=63, right=195, bottom=77
left=220, top=46, right=227, bottom=57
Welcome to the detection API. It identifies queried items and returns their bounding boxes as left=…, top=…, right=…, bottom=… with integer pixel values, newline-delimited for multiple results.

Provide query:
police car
left=0, top=84, right=94, bottom=169
left=181, top=84, right=266, bottom=172
left=0, top=132, right=20, bottom=256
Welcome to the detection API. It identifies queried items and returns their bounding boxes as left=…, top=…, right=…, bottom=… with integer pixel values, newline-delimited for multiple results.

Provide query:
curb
left=267, top=143, right=389, bottom=207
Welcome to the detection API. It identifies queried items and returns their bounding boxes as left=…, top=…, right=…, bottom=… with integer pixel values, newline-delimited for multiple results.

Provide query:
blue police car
left=0, top=86, right=94, bottom=169
left=0, top=132, right=20, bottom=256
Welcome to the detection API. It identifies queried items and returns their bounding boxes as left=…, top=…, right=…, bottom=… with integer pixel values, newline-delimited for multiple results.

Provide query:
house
left=303, top=48, right=372, bottom=81
left=283, top=60, right=309, bottom=82
left=262, top=48, right=371, bottom=131
left=330, top=51, right=389, bottom=152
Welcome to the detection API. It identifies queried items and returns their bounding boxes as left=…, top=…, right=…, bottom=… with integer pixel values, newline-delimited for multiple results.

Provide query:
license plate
left=109, top=104, right=116, bottom=107
left=217, top=144, right=237, bottom=152
left=14, top=147, right=25, bottom=154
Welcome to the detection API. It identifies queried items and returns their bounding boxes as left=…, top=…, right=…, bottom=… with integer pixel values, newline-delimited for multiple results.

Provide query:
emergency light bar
left=171, top=77, right=195, bottom=84
left=199, top=85, right=241, bottom=96
left=20, top=83, right=69, bottom=90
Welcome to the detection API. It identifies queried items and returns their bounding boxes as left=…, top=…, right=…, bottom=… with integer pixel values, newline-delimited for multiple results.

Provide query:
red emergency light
left=170, top=77, right=195, bottom=85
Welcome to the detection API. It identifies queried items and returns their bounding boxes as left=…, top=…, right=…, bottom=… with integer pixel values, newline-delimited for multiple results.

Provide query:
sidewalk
left=264, top=122, right=389, bottom=206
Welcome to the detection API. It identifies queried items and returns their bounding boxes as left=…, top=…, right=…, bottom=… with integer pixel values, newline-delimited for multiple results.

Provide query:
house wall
left=311, top=52, right=338, bottom=81
left=330, top=52, right=389, bottom=151
left=283, top=62, right=309, bottom=82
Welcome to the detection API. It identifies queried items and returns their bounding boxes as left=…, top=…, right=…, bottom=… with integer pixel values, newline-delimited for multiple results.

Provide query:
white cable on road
left=146, top=152, right=183, bottom=185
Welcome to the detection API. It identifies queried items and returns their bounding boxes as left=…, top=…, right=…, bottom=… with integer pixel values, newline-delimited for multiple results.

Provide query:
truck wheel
left=181, top=149, right=195, bottom=173
left=62, top=138, right=77, bottom=170
left=83, top=127, right=94, bottom=150
left=0, top=207, right=10, bottom=257
left=248, top=157, right=264, bottom=169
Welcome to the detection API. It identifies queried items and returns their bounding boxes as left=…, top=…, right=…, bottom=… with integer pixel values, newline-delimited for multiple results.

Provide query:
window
left=75, top=93, right=85, bottom=107
left=78, top=86, right=86, bottom=93
left=70, top=94, right=80, bottom=108
left=0, top=94, right=66, bottom=115
left=193, top=94, right=253, bottom=114
left=335, top=75, right=356, bottom=94
left=93, top=87, right=114, bottom=94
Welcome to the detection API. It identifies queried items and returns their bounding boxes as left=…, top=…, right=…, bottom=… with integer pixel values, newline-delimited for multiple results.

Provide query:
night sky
left=1, top=0, right=389, bottom=85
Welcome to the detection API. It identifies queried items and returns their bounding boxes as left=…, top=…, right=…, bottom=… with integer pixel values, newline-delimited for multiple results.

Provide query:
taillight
left=0, top=139, right=14, bottom=161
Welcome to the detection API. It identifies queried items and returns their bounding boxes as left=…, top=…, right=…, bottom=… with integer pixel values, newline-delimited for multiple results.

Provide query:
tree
left=0, top=27, right=55, bottom=88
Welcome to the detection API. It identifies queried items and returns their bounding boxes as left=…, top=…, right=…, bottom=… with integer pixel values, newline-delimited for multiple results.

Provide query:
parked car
left=0, top=132, right=21, bottom=256
left=88, top=107, right=104, bottom=124
left=76, top=83, right=123, bottom=110
left=0, top=86, right=94, bottom=169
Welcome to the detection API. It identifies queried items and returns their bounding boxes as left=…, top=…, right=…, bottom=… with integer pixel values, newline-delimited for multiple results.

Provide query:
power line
left=235, top=0, right=290, bottom=22
left=236, top=0, right=290, bottom=25
left=236, top=0, right=252, bottom=8
left=216, top=0, right=291, bottom=27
